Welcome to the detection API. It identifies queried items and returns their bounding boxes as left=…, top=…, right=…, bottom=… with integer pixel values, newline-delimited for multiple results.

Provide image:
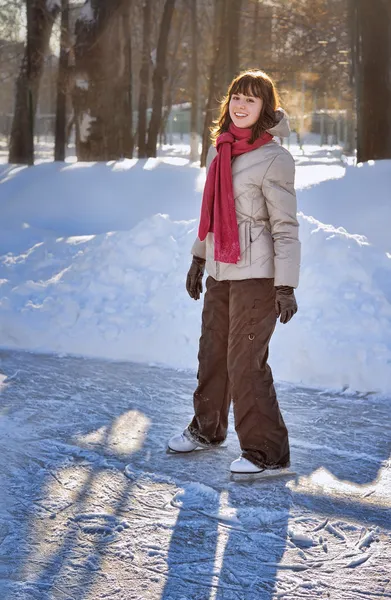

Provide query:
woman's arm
left=191, top=145, right=217, bottom=259
left=262, top=152, right=301, bottom=288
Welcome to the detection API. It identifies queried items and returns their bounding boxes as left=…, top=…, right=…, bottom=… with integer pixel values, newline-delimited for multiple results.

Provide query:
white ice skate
left=230, top=456, right=263, bottom=474
left=167, top=429, right=201, bottom=453
left=230, top=455, right=296, bottom=481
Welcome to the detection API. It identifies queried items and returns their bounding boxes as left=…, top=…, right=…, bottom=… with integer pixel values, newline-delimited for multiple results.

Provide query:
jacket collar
left=267, top=108, right=291, bottom=138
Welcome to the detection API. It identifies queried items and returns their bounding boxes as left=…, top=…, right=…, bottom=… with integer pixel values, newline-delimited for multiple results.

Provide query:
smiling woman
left=168, top=69, right=301, bottom=477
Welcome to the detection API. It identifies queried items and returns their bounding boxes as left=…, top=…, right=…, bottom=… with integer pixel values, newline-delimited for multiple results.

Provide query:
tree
left=146, top=0, right=176, bottom=157
left=189, top=0, right=199, bottom=161
left=353, top=0, right=391, bottom=162
left=54, top=0, right=69, bottom=161
left=9, top=0, right=60, bottom=164
left=137, top=0, right=152, bottom=158
left=72, top=0, right=133, bottom=161
left=225, top=0, right=242, bottom=86
left=200, top=0, right=225, bottom=167
left=159, top=0, right=188, bottom=144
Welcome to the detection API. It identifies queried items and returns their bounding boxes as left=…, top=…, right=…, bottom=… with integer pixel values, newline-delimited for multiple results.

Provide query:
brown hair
left=210, top=69, right=280, bottom=145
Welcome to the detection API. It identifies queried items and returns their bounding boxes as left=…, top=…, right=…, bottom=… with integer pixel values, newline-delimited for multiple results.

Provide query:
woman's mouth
left=234, top=112, right=248, bottom=118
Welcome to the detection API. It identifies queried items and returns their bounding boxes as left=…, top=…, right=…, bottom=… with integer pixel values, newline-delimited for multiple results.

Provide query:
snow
left=78, top=0, right=94, bottom=23
left=78, top=110, right=97, bottom=143
left=0, top=147, right=390, bottom=395
left=0, top=138, right=390, bottom=597
left=75, top=78, right=89, bottom=91
left=46, top=0, right=61, bottom=11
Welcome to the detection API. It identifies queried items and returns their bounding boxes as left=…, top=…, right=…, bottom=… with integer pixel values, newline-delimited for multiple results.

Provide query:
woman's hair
left=210, top=69, right=280, bottom=145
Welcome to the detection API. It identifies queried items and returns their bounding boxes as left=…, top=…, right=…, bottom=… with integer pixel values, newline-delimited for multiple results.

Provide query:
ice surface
left=0, top=350, right=389, bottom=599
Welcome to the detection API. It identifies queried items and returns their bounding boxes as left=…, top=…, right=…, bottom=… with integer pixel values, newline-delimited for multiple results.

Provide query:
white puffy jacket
left=191, top=109, right=301, bottom=288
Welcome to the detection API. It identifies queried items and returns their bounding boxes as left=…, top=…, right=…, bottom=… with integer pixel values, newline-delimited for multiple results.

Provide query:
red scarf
left=198, top=123, right=273, bottom=264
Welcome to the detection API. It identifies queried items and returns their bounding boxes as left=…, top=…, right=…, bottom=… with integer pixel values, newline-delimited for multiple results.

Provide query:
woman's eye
left=247, top=98, right=254, bottom=103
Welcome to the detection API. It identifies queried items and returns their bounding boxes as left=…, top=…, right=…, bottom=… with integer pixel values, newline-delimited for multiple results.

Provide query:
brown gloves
left=186, top=256, right=206, bottom=300
left=275, top=286, right=298, bottom=324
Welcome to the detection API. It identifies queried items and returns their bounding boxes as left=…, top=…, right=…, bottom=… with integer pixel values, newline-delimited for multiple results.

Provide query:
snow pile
left=271, top=213, right=391, bottom=393
left=297, top=160, right=391, bottom=253
left=0, top=158, right=201, bottom=242
left=0, top=156, right=391, bottom=395
left=0, top=215, right=203, bottom=368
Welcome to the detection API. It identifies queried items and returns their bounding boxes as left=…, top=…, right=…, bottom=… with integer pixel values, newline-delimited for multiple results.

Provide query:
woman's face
left=229, top=92, right=263, bottom=128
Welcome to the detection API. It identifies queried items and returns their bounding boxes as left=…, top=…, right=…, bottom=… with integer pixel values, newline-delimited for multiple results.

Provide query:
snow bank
left=272, top=213, right=391, bottom=393
left=297, top=160, right=391, bottom=253
left=0, top=156, right=390, bottom=395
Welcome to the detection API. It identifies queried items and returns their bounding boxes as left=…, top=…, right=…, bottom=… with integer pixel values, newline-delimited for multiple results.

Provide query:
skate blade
left=166, top=444, right=227, bottom=455
left=230, top=468, right=296, bottom=483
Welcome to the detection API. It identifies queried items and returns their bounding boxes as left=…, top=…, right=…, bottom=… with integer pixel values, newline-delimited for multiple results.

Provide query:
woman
left=168, top=70, right=300, bottom=475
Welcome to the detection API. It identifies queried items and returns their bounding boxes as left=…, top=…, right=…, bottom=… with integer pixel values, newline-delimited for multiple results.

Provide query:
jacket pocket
left=235, top=220, right=251, bottom=268
left=250, top=223, right=274, bottom=266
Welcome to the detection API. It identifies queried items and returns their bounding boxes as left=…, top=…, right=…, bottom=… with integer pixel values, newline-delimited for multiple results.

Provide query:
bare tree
left=250, top=0, right=259, bottom=66
left=55, top=0, right=69, bottom=161
left=9, top=0, right=60, bottom=164
left=225, top=0, right=242, bottom=85
left=200, top=0, right=225, bottom=167
left=72, top=0, right=133, bottom=161
left=137, top=0, right=152, bottom=158
left=353, top=0, right=391, bottom=162
left=189, top=0, right=199, bottom=161
left=159, top=3, right=189, bottom=144
left=146, top=0, right=176, bottom=157
left=121, top=0, right=134, bottom=157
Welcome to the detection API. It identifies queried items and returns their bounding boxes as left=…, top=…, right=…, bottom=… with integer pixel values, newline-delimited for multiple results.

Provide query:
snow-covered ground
left=0, top=349, right=390, bottom=600
left=0, top=139, right=390, bottom=394
left=0, top=138, right=390, bottom=598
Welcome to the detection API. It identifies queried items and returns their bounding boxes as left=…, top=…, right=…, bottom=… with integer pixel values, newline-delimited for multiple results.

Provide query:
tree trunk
left=54, top=0, right=70, bottom=162
left=250, top=0, right=259, bottom=66
left=355, top=0, right=391, bottom=162
left=146, top=0, right=176, bottom=158
left=138, top=0, right=152, bottom=158
left=121, top=1, right=133, bottom=157
left=189, top=0, right=199, bottom=161
left=226, top=0, right=242, bottom=85
left=159, top=3, right=187, bottom=146
left=9, top=0, right=60, bottom=165
left=200, top=0, right=225, bottom=167
left=72, top=0, right=133, bottom=161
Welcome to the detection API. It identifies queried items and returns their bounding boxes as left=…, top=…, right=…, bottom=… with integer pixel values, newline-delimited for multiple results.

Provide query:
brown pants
left=188, top=276, right=290, bottom=469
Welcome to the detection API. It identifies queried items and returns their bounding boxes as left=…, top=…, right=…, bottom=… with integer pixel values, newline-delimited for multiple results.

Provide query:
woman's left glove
left=275, top=286, right=298, bottom=324
left=186, top=256, right=206, bottom=300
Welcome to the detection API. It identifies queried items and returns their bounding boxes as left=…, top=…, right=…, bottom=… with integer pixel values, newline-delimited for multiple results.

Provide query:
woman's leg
left=188, top=276, right=231, bottom=446
left=227, top=278, right=290, bottom=468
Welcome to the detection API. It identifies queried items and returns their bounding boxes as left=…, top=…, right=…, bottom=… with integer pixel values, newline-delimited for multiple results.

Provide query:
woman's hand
left=186, top=256, right=206, bottom=300
left=275, top=286, right=298, bottom=324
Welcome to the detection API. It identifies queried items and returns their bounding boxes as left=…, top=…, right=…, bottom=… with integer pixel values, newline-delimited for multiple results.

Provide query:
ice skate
left=167, top=428, right=203, bottom=453
left=230, top=455, right=296, bottom=482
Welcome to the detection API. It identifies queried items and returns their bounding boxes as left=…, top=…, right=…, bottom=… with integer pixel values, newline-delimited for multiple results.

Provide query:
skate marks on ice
left=0, top=350, right=390, bottom=599
left=160, top=479, right=390, bottom=599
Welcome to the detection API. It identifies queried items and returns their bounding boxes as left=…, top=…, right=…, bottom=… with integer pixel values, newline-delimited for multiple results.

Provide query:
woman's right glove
left=186, top=256, right=206, bottom=300
left=275, top=286, right=298, bottom=324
